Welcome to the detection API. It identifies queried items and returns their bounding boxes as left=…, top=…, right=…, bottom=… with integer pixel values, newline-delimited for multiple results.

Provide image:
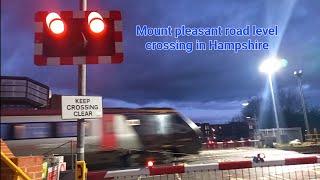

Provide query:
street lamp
left=294, top=70, right=310, bottom=134
left=242, top=102, right=258, bottom=139
left=259, top=57, right=284, bottom=143
left=242, top=102, right=249, bottom=107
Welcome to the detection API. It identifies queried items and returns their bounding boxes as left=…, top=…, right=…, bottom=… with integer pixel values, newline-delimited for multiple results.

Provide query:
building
left=196, top=121, right=250, bottom=141
left=1, top=76, right=50, bottom=109
left=196, top=123, right=215, bottom=141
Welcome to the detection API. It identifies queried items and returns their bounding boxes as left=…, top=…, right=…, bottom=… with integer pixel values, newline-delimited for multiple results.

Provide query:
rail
left=43, top=140, right=76, bottom=170
left=305, top=134, right=320, bottom=142
left=43, top=140, right=75, bottom=156
left=203, top=139, right=261, bottom=150
left=1, top=151, right=31, bottom=180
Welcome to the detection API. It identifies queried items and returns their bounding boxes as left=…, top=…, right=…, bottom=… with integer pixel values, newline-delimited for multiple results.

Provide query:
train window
left=155, top=114, right=172, bottom=135
left=0, top=124, right=11, bottom=140
left=127, top=119, right=140, bottom=126
left=56, top=122, right=77, bottom=137
left=14, top=123, right=52, bottom=139
left=133, top=114, right=173, bottom=135
left=172, top=114, right=191, bottom=133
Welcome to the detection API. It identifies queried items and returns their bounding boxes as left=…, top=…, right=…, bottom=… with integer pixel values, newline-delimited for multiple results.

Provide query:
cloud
left=1, top=0, right=320, bottom=123
left=103, top=98, right=243, bottom=123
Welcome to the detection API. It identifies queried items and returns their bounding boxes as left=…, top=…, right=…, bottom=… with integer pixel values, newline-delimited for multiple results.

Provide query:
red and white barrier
left=86, top=156, right=320, bottom=179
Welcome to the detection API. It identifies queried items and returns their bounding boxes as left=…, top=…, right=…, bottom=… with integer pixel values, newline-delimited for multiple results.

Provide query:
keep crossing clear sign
left=61, top=96, right=103, bottom=119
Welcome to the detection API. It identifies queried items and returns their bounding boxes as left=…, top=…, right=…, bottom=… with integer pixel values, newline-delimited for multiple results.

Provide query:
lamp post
left=259, top=57, right=284, bottom=143
left=294, top=70, right=310, bottom=134
left=242, top=103, right=258, bottom=139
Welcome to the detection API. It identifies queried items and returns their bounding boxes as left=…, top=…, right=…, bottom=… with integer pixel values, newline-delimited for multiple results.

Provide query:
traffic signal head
left=34, top=10, right=123, bottom=66
left=46, top=12, right=65, bottom=35
left=88, top=12, right=105, bottom=33
left=147, top=160, right=154, bottom=168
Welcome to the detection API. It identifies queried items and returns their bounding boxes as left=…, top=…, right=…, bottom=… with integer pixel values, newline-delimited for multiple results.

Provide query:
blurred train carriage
left=0, top=107, right=203, bottom=168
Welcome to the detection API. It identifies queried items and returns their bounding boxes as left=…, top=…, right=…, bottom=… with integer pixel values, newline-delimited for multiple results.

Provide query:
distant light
left=88, top=12, right=105, bottom=33
left=294, top=69, right=303, bottom=77
left=246, top=117, right=251, bottom=119
left=258, top=153, right=265, bottom=159
left=242, top=102, right=249, bottom=107
left=280, top=59, right=288, bottom=68
left=46, top=12, right=64, bottom=34
left=259, top=57, right=283, bottom=74
left=147, top=160, right=154, bottom=167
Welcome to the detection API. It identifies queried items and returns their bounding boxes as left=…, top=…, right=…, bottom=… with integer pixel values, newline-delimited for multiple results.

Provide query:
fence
left=203, top=139, right=261, bottom=150
left=259, top=127, right=303, bottom=143
left=306, top=134, right=320, bottom=143
left=87, top=156, right=320, bottom=180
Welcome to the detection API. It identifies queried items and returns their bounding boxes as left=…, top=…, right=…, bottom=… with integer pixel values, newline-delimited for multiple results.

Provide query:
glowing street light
left=242, top=102, right=249, bottom=107
left=259, top=57, right=287, bottom=74
left=259, top=57, right=286, bottom=143
left=241, top=102, right=258, bottom=139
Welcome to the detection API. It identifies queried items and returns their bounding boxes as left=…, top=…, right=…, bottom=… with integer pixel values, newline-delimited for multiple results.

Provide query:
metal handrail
left=43, top=140, right=75, bottom=156
left=305, top=134, right=320, bottom=136
left=1, top=151, right=31, bottom=180
left=43, top=140, right=76, bottom=170
left=305, top=134, right=320, bottom=143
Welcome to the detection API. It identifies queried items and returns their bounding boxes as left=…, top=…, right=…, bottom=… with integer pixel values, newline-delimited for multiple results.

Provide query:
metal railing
left=43, top=140, right=76, bottom=170
left=203, top=139, right=261, bottom=150
left=1, top=151, right=31, bottom=180
left=305, top=134, right=320, bottom=143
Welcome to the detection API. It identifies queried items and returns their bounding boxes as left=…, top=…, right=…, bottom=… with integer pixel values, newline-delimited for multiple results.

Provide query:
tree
left=277, top=89, right=301, bottom=113
left=235, top=89, right=320, bottom=131
left=241, top=96, right=262, bottom=118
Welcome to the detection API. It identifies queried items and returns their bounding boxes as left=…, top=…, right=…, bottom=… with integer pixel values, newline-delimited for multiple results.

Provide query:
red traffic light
left=46, top=12, right=64, bottom=34
left=35, top=10, right=123, bottom=66
left=257, top=153, right=265, bottom=159
left=147, top=160, right=154, bottom=168
left=88, top=12, right=105, bottom=33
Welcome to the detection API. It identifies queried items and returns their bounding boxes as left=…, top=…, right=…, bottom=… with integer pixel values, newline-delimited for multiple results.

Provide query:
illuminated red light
left=147, top=160, right=154, bottom=167
left=88, top=12, right=105, bottom=33
left=258, top=153, right=265, bottom=159
left=46, top=12, right=64, bottom=34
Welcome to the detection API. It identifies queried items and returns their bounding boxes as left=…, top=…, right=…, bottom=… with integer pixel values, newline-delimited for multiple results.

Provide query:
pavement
left=87, top=147, right=320, bottom=179
left=137, top=164, right=320, bottom=180
left=175, top=147, right=320, bottom=165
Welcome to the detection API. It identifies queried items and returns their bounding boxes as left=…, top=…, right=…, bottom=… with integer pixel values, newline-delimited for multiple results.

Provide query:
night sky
left=1, top=0, right=320, bottom=124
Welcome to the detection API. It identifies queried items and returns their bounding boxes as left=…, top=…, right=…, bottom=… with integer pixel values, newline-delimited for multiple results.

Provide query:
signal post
left=34, top=0, right=123, bottom=178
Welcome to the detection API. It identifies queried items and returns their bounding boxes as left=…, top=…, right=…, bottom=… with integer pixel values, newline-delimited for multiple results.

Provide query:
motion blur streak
left=266, top=0, right=298, bottom=57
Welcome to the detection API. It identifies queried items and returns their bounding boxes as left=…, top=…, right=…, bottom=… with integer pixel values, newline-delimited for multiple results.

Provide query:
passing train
left=1, top=107, right=203, bottom=167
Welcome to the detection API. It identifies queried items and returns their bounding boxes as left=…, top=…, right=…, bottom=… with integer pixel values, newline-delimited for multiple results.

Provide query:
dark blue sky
left=1, top=0, right=320, bottom=124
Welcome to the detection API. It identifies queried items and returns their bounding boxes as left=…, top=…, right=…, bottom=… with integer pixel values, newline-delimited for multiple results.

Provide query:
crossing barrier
left=87, top=155, right=320, bottom=179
